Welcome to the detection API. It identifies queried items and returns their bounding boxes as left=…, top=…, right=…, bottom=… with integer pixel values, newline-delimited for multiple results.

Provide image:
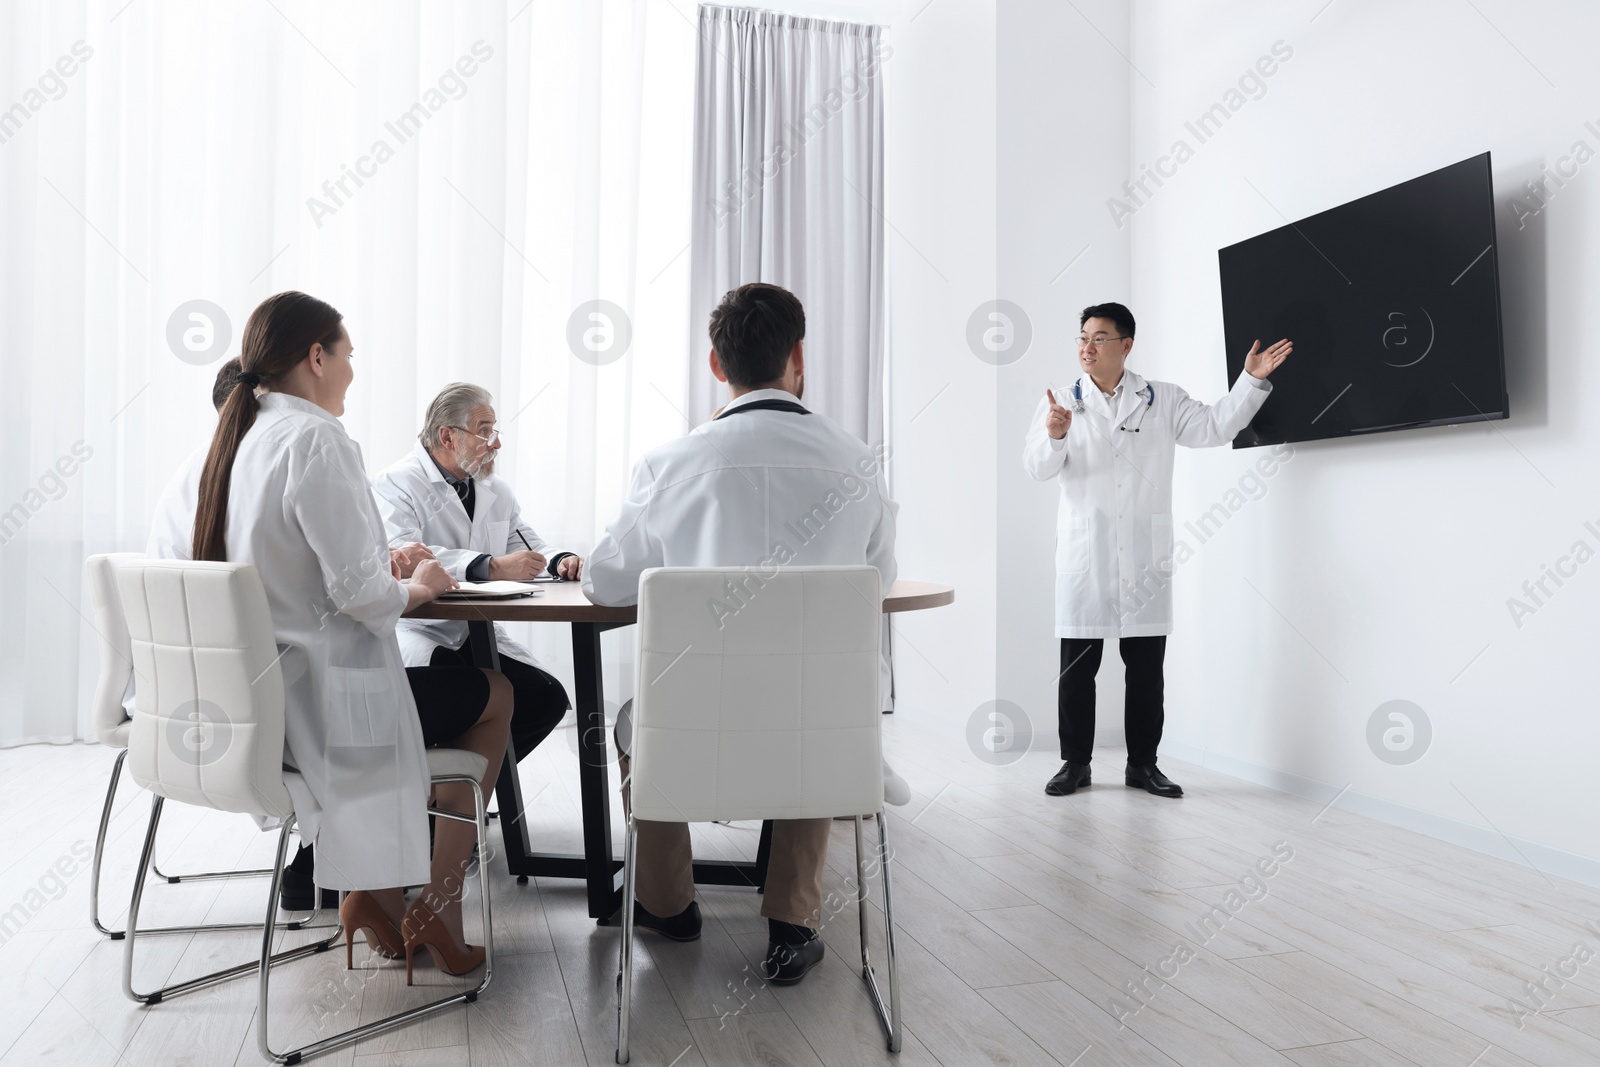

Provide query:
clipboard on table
left=436, top=581, right=546, bottom=601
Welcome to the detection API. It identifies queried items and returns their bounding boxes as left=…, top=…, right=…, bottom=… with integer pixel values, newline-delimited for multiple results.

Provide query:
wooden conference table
left=408, top=579, right=955, bottom=921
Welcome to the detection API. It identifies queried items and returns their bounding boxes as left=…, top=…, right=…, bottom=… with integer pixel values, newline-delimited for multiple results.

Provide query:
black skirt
left=406, top=665, right=492, bottom=747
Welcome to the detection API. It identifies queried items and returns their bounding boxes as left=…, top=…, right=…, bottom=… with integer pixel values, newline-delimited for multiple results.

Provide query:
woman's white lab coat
left=371, top=442, right=559, bottom=669
left=122, top=445, right=209, bottom=719
left=146, top=444, right=205, bottom=560
left=225, top=393, right=431, bottom=891
left=1023, top=368, right=1271, bottom=639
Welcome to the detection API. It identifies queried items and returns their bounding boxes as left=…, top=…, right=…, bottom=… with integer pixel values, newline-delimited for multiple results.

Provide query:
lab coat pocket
left=324, top=666, right=398, bottom=748
left=1151, top=514, right=1175, bottom=573
left=1131, top=426, right=1165, bottom=459
left=484, top=520, right=510, bottom=555
left=1056, top=513, right=1091, bottom=576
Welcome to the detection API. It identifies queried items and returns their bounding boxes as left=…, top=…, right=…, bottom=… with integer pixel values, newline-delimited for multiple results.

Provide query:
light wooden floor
left=3, top=716, right=1599, bottom=1067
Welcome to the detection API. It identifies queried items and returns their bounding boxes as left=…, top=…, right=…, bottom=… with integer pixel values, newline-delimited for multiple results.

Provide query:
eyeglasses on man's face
left=450, top=425, right=503, bottom=447
left=1076, top=335, right=1129, bottom=350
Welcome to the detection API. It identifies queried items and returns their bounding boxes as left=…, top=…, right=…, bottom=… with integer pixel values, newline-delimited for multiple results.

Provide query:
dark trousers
left=428, top=642, right=571, bottom=761
left=1058, top=636, right=1167, bottom=767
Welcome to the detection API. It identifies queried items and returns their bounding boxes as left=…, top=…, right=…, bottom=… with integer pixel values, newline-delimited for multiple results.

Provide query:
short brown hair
left=707, top=283, right=806, bottom=388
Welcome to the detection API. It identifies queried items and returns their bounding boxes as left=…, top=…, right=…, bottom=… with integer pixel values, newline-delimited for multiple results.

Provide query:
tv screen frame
left=1217, top=151, right=1508, bottom=449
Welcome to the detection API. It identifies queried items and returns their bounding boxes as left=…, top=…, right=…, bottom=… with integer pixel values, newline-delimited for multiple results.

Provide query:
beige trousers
left=617, top=745, right=832, bottom=928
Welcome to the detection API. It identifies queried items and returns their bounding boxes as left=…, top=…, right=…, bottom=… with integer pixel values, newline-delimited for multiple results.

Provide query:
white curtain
left=688, top=3, right=892, bottom=707
left=0, top=0, right=695, bottom=747
left=687, top=3, right=887, bottom=445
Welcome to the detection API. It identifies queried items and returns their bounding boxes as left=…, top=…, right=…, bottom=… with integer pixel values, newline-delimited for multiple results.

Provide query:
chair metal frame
left=84, top=551, right=282, bottom=941
left=89, top=747, right=314, bottom=940
left=612, top=565, right=902, bottom=1062
left=151, top=856, right=276, bottom=884
left=616, top=809, right=900, bottom=1062
left=853, top=812, right=901, bottom=1052
left=122, top=773, right=492, bottom=1066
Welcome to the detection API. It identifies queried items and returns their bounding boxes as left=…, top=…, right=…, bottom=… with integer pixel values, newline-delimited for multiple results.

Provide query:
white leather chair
left=113, top=557, right=494, bottom=1064
left=84, top=552, right=290, bottom=939
left=616, top=565, right=901, bottom=1063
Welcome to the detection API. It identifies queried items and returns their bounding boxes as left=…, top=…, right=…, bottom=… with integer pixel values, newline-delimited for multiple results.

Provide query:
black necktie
left=455, top=478, right=475, bottom=521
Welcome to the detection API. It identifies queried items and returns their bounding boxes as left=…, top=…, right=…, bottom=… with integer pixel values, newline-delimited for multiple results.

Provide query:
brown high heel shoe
left=400, top=899, right=485, bottom=985
left=339, top=891, right=405, bottom=968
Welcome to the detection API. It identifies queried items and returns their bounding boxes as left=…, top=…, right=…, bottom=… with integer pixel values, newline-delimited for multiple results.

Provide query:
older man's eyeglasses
left=450, top=425, right=503, bottom=447
left=1077, top=335, right=1129, bottom=350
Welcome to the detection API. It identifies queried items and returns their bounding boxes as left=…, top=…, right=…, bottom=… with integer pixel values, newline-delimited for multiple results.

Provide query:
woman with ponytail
left=193, top=291, right=511, bottom=976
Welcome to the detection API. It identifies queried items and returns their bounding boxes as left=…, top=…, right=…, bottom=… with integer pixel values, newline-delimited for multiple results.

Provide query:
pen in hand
left=515, top=528, right=555, bottom=580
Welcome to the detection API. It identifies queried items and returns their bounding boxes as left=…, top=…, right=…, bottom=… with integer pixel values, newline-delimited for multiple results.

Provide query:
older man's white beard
left=461, top=451, right=495, bottom=479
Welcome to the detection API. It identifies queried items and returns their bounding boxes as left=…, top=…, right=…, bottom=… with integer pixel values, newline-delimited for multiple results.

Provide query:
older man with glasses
left=373, top=382, right=581, bottom=764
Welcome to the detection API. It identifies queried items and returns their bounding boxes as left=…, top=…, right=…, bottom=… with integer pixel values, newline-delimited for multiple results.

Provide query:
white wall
left=745, top=0, right=1001, bottom=731
left=771, top=0, right=1126, bottom=752
left=878, top=0, right=1000, bottom=729
left=782, top=0, right=1600, bottom=885
left=997, top=0, right=1132, bottom=753
left=770, top=0, right=1114, bottom=750
left=1125, top=0, right=1600, bottom=879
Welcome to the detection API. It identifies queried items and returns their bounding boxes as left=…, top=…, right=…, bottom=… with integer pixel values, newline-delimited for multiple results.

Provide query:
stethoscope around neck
left=1072, top=377, right=1155, bottom=431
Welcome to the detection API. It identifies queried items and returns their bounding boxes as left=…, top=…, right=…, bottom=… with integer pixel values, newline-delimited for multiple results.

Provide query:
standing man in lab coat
left=1024, top=302, right=1289, bottom=799
left=584, top=282, right=898, bottom=986
left=373, top=383, right=579, bottom=763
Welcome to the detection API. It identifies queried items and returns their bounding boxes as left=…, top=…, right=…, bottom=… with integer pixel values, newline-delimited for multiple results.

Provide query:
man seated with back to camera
left=583, top=282, right=902, bottom=986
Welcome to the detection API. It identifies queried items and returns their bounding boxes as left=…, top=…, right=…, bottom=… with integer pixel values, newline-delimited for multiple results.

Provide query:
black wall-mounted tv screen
left=1218, top=151, right=1507, bottom=448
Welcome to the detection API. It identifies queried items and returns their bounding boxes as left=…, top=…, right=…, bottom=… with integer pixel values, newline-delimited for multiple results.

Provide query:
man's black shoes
left=1045, top=762, right=1092, bottom=796
left=632, top=899, right=703, bottom=941
left=762, top=922, right=824, bottom=985
left=279, top=843, right=339, bottom=911
left=1126, top=764, right=1183, bottom=798
left=1046, top=761, right=1183, bottom=797
left=630, top=907, right=822, bottom=984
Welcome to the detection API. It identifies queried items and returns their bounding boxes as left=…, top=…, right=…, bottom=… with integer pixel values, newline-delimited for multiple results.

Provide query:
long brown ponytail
left=191, top=292, right=346, bottom=561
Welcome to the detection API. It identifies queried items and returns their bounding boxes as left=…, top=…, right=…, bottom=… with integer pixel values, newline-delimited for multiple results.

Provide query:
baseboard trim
left=1160, top=740, right=1600, bottom=890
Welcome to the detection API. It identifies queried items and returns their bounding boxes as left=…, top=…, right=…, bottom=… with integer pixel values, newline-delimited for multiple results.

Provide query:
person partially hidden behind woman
left=189, top=290, right=512, bottom=981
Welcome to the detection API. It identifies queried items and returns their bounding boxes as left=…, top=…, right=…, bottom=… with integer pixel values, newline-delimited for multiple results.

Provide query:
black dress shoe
left=279, top=844, right=340, bottom=911
left=1125, top=764, right=1183, bottom=798
left=1045, top=762, right=1092, bottom=796
left=761, top=934, right=825, bottom=985
left=632, top=899, right=702, bottom=941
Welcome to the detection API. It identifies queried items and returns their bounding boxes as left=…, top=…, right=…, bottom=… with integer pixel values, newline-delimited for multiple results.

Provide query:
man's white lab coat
left=1023, top=368, right=1271, bottom=638
left=372, top=442, right=564, bottom=668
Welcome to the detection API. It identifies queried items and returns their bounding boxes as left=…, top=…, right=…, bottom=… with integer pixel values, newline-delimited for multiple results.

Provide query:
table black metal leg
left=465, top=617, right=503, bottom=671
left=755, top=820, right=773, bottom=893
left=460, top=614, right=762, bottom=917
left=494, top=750, right=533, bottom=884
left=572, top=622, right=622, bottom=919
left=464, top=621, right=536, bottom=883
